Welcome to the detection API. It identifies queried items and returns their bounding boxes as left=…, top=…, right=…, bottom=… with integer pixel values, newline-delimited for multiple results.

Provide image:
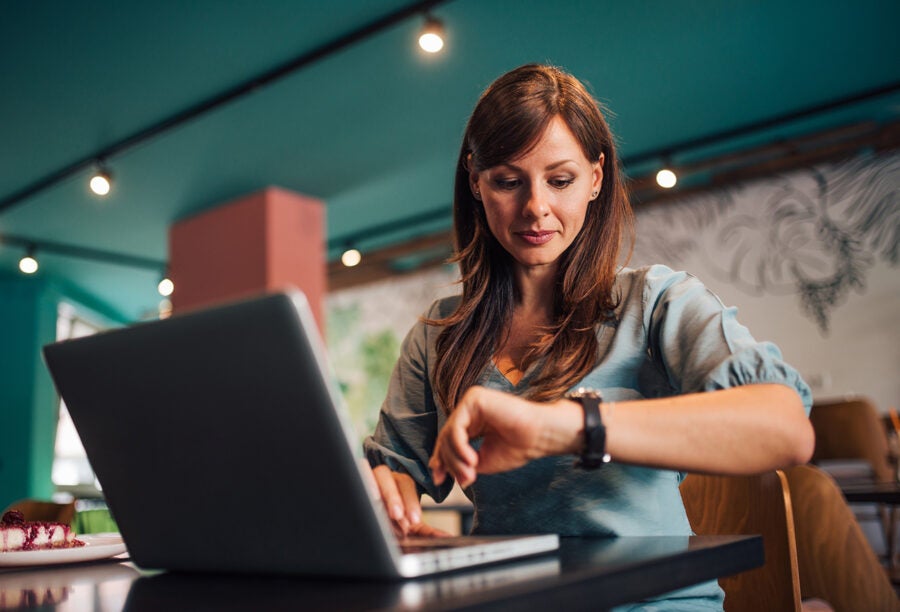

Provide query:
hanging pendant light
left=418, top=15, right=445, bottom=53
left=19, top=245, right=39, bottom=274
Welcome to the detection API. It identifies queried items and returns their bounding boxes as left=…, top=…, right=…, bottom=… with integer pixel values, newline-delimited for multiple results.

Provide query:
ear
left=468, top=159, right=482, bottom=201
left=591, top=153, right=605, bottom=197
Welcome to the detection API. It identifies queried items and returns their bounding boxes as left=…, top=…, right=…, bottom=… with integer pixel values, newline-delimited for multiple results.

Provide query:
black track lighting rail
left=624, top=80, right=900, bottom=166
left=328, top=205, right=449, bottom=251
left=0, top=234, right=166, bottom=271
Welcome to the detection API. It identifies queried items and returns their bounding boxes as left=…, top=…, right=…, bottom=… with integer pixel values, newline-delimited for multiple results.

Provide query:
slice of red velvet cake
left=0, top=510, right=84, bottom=552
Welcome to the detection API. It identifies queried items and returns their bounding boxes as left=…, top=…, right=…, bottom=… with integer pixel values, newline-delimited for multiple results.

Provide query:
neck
left=513, top=263, right=557, bottom=318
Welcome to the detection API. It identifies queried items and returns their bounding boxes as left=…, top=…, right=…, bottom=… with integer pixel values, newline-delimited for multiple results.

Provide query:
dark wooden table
left=841, top=480, right=900, bottom=505
left=0, top=535, right=762, bottom=611
left=840, top=479, right=900, bottom=576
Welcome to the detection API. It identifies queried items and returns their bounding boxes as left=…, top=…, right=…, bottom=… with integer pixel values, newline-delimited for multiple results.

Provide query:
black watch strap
left=567, top=389, right=610, bottom=469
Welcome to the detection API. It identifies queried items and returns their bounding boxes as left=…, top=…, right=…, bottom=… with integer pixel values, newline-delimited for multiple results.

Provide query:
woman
left=364, top=64, right=814, bottom=607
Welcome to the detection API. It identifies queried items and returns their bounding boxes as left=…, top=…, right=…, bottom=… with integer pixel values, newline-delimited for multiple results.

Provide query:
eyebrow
left=496, top=159, right=579, bottom=172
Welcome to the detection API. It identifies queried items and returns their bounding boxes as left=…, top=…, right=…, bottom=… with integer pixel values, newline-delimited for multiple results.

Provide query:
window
left=52, top=302, right=104, bottom=497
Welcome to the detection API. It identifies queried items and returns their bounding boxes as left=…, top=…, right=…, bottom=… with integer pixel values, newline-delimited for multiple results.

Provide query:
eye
left=549, top=177, right=575, bottom=189
left=493, top=177, right=521, bottom=190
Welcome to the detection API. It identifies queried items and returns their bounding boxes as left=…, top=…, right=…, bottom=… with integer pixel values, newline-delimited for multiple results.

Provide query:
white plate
left=0, top=534, right=127, bottom=567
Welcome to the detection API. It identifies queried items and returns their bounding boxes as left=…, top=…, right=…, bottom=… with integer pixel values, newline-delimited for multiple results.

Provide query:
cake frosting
left=0, top=510, right=84, bottom=552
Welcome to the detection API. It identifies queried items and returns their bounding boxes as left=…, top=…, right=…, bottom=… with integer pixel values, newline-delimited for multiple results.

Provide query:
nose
left=521, top=185, right=550, bottom=219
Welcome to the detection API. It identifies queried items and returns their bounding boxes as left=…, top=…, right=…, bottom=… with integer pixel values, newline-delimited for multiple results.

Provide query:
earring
left=591, top=190, right=599, bottom=199
left=473, top=189, right=481, bottom=200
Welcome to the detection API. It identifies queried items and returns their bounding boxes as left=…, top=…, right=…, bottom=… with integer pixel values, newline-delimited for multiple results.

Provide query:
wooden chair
left=811, top=397, right=899, bottom=568
left=785, top=464, right=900, bottom=612
left=680, top=471, right=804, bottom=611
left=2, top=499, right=77, bottom=525
left=886, top=408, right=900, bottom=477
left=809, top=397, right=895, bottom=483
left=888, top=408, right=900, bottom=438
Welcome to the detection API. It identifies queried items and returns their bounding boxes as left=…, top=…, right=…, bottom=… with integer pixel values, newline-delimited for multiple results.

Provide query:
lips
left=515, top=230, right=556, bottom=245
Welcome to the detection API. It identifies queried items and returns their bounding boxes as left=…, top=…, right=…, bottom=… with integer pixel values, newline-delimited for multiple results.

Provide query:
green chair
left=73, top=507, right=119, bottom=534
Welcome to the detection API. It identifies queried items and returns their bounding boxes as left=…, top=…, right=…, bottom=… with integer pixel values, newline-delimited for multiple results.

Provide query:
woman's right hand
left=370, top=465, right=448, bottom=538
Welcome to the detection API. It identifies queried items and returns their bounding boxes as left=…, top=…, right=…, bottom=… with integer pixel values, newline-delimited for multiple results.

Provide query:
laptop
left=42, top=289, right=558, bottom=578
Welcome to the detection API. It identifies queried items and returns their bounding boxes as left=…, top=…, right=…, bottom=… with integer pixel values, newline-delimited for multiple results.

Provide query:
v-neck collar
left=488, top=358, right=541, bottom=391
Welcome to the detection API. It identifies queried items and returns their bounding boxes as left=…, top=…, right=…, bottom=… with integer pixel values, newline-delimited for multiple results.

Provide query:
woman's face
left=470, top=116, right=603, bottom=274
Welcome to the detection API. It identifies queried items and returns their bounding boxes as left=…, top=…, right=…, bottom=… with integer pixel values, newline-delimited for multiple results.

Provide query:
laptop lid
left=43, top=290, right=557, bottom=577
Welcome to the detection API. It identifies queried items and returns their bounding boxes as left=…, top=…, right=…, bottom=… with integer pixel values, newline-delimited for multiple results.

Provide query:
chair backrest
left=2, top=499, right=77, bottom=525
left=889, top=408, right=900, bottom=436
left=809, top=397, right=895, bottom=483
left=785, top=464, right=900, bottom=612
left=680, top=471, right=801, bottom=612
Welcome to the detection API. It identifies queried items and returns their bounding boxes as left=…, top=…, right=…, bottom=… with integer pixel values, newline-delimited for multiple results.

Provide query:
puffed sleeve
left=363, top=299, right=455, bottom=502
left=642, top=265, right=812, bottom=414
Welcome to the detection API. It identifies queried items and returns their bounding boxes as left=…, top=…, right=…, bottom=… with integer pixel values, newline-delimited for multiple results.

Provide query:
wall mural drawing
left=326, top=267, right=459, bottom=444
left=632, top=152, right=899, bottom=334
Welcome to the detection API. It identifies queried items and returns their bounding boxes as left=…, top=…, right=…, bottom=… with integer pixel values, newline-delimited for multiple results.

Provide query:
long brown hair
left=430, top=64, right=633, bottom=411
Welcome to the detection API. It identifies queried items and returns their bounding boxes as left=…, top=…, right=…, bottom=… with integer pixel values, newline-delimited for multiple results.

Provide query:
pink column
left=169, top=186, right=326, bottom=331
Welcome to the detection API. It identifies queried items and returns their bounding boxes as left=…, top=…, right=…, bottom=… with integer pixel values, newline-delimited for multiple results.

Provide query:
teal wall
left=0, top=273, right=127, bottom=511
left=0, top=275, right=61, bottom=510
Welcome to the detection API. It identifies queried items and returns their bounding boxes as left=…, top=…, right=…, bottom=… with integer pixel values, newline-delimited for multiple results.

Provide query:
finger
left=372, top=465, right=405, bottom=523
left=431, top=434, right=477, bottom=488
left=358, top=459, right=380, bottom=501
left=429, top=455, right=447, bottom=485
left=437, top=407, right=479, bottom=471
left=410, top=522, right=452, bottom=538
left=430, top=438, right=460, bottom=485
left=449, top=419, right=480, bottom=467
left=396, top=515, right=411, bottom=536
left=429, top=433, right=450, bottom=485
left=396, top=474, right=422, bottom=526
left=452, top=463, right=478, bottom=488
left=437, top=443, right=478, bottom=488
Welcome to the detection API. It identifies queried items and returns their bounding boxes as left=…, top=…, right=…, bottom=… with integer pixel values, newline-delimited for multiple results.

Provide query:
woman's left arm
left=597, top=382, right=814, bottom=473
left=430, top=382, right=813, bottom=488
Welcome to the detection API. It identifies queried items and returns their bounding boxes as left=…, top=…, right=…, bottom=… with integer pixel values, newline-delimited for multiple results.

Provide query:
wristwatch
left=565, top=387, right=611, bottom=469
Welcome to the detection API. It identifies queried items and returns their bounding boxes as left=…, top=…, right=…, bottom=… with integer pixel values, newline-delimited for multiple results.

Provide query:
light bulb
left=19, top=255, right=38, bottom=274
left=158, top=277, right=174, bottom=297
left=418, top=17, right=445, bottom=53
left=90, top=170, right=112, bottom=196
left=341, top=248, right=362, bottom=267
left=656, top=168, right=677, bottom=189
left=419, top=32, right=444, bottom=53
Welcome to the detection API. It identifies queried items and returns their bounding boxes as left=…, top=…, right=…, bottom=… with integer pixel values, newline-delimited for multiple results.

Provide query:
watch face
left=566, top=387, right=602, bottom=400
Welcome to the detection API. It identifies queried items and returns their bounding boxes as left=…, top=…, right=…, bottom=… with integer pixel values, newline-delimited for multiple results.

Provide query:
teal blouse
left=364, top=265, right=812, bottom=610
